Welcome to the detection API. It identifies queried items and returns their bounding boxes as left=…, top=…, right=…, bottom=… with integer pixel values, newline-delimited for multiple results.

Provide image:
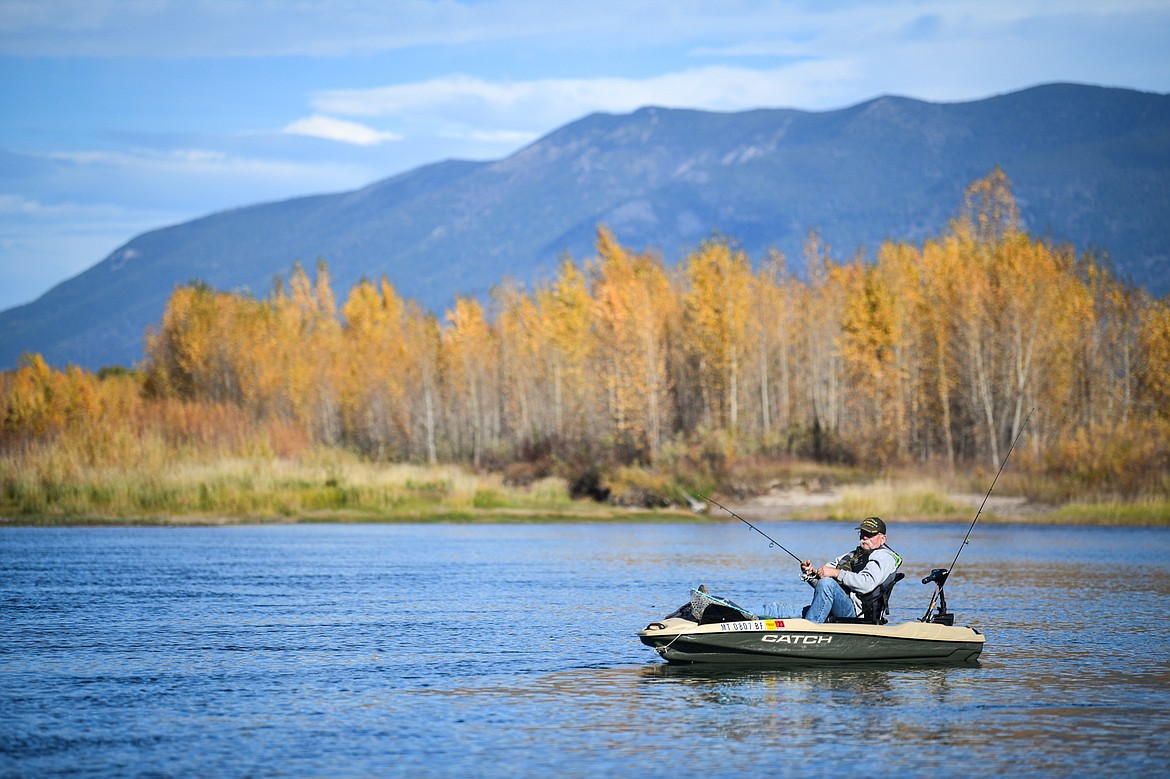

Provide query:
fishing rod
left=696, top=492, right=805, bottom=564
left=921, top=406, right=1034, bottom=623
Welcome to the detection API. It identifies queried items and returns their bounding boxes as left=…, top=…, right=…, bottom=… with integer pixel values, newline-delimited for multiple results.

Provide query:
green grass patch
left=472, top=488, right=508, bottom=509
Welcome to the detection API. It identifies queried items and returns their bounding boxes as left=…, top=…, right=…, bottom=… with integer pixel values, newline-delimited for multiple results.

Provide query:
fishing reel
left=920, top=567, right=955, bottom=625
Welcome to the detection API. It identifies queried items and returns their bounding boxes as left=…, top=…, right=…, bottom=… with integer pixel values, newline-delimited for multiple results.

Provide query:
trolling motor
left=920, top=568, right=955, bottom=625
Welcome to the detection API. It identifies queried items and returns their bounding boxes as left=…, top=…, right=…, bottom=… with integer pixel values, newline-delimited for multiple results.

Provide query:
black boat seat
left=827, top=571, right=905, bottom=625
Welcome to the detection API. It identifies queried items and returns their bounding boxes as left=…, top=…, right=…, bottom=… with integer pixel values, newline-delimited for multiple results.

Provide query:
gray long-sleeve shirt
left=829, top=545, right=901, bottom=616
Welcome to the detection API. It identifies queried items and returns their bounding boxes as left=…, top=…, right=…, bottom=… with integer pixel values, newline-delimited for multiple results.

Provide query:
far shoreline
left=4, top=482, right=1166, bottom=528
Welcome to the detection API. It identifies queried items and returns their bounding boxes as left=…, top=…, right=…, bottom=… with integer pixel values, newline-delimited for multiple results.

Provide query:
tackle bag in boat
left=664, top=588, right=758, bottom=624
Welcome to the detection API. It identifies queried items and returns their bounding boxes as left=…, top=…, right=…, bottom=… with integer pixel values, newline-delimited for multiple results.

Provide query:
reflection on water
left=2, top=522, right=1169, bottom=777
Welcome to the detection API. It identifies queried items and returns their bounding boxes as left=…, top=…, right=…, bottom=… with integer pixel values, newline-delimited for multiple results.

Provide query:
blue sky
left=1, top=0, right=1168, bottom=312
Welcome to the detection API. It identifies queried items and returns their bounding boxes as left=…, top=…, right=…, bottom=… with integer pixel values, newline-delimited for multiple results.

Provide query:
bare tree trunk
left=729, top=342, right=738, bottom=429
left=424, top=380, right=437, bottom=465
left=973, top=339, right=1000, bottom=468
left=759, top=353, right=771, bottom=434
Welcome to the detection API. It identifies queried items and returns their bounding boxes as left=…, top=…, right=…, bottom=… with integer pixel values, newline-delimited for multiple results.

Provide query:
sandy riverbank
left=722, top=482, right=1051, bottom=523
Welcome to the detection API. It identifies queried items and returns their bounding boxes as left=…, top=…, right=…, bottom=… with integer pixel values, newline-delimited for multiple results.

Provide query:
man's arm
left=836, top=548, right=897, bottom=595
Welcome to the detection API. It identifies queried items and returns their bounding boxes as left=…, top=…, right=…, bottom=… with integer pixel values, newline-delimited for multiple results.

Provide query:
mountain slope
left=3, top=83, right=1168, bottom=370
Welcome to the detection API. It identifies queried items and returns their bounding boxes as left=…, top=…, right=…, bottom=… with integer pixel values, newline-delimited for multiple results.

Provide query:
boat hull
left=639, top=617, right=984, bottom=665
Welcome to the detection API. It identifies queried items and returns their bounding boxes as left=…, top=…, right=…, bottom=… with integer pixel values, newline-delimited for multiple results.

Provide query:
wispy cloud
left=0, top=193, right=142, bottom=222
left=440, top=128, right=539, bottom=145
left=13, top=146, right=376, bottom=221
left=36, top=146, right=367, bottom=183
left=282, top=115, right=403, bottom=146
left=313, top=63, right=863, bottom=129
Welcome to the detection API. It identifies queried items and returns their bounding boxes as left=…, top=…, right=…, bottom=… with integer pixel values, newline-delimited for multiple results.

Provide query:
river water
left=3, top=522, right=1169, bottom=777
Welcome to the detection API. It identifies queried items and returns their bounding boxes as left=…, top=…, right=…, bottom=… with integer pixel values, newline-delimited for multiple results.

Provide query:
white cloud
left=313, top=63, right=865, bottom=127
left=282, top=115, right=403, bottom=146
left=36, top=146, right=367, bottom=185
left=0, top=193, right=138, bottom=220
left=440, top=128, right=539, bottom=145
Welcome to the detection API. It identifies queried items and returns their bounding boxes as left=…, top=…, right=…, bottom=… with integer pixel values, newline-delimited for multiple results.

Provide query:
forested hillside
left=4, top=172, right=1168, bottom=515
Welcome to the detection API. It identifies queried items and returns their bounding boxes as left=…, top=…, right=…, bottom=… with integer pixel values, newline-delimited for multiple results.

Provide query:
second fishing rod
left=920, top=407, right=1035, bottom=623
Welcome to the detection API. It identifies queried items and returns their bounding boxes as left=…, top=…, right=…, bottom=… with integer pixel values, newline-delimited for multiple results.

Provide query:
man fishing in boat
left=640, top=510, right=981, bottom=664
left=642, top=508, right=991, bottom=664
left=641, top=487, right=1004, bottom=664
left=773, top=516, right=902, bottom=623
left=679, top=514, right=903, bottom=624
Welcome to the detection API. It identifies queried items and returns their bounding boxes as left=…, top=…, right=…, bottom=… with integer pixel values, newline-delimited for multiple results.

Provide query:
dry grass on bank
left=0, top=443, right=611, bottom=523
left=3, top=435, right=1167, bottom=525
left=785, top=475, right=1170, bottom=525
left=814, top=479, right=973, bottom=521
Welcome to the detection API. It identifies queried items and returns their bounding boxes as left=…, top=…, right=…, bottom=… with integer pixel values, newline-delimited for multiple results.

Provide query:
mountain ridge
left=3, top=82, right=1168, bottom=370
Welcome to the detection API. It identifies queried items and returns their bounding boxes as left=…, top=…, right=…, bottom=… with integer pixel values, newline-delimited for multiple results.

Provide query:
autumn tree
left=339, top=277, right=412, bottom=457
left=680, top=238, right=753, bottom=437
left=746, top=250, right=796, bottom=445
left=495, top=281, right=546, bottom=452
left=443, top=296, right=499, bottom=466
left=834, top=256, right=902, bottom=463
left=144, top=282, right=237, bottom=402
left=1, top=354, right=87, bottom=439
left=797, top=233, right=845, bottom=452
left=268, top=261, right=342, bottom=442
left=403, top=305, right=443, bottom=464
left=589, top=227, right=676, bottom=461
left=538, top=258, right=596, bottom=446
left=1137, top=296, right=1170, bottom=420
left=873, top=241, right=927, bottom=460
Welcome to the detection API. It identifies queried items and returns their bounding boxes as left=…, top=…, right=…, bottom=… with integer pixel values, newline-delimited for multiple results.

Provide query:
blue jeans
left=756, top=578, right=859, bottom=622
left=802, top=577, right=859, bottom=623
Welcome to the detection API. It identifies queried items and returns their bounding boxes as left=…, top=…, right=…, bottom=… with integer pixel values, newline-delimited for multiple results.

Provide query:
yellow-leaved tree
left=269, top=261, right=342, bottom=442
left=680, top=238, right=753, bottom=438
left=589, top=226, right=676, bottom=460
left=339, top=277, right=411, bottom=457
left=538, top=258, right=596, bottom=445
left=1138, top=297, right=1170, bottom=421
left=835, top=256, right=902, bottom=463
left=443, top=296, right=498, bottom=466
left=495, top=282, right=545, bottom=451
